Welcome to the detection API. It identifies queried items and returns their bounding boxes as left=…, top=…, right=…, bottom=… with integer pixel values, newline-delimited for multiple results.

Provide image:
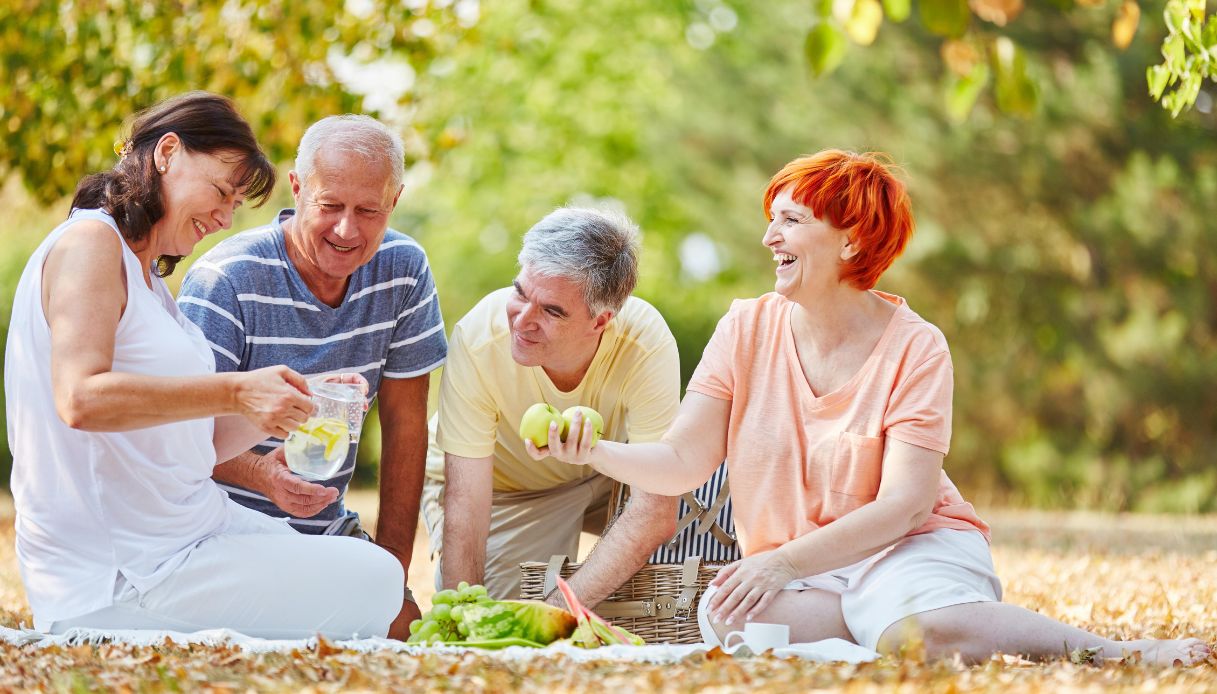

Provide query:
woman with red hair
left=531, top=150, right=1209, bottom=665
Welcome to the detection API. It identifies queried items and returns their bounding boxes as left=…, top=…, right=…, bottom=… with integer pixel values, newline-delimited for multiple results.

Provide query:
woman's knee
left=327, top=541, right=404, bottom=636
left=698, top=586, right=851, bottom=647
left=355, top=541, right=405, bottom=605
left=877, top=609, right=972, bottom=659
left=308, top=538, right=402, bottom=616
left=877, top=613, right=923, bottom=654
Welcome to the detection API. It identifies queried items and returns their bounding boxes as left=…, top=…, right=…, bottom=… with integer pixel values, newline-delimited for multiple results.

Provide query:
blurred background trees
left=804, top=0, right=1217, bottom=118
left=2, top=0, right=1215, bottom=511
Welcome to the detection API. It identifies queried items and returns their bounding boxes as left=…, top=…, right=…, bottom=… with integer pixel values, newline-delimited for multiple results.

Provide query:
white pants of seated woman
left=50, top=504, right=404, bottom=640
left=698, top=529, right=1001, bottom=651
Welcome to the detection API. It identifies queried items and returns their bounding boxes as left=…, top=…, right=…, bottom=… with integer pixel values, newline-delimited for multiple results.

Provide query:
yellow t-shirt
left=427, top=288, right=680, bottom=492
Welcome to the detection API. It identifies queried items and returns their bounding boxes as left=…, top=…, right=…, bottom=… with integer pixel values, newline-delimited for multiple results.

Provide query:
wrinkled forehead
left=516, top=265, right=591, bottom=313
left=317, top=146, right=396, bottom=180
left=303, top=158, right=397, bottom=202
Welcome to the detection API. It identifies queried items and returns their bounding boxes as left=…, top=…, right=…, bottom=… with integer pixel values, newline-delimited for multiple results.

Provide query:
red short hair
left=763, top=150, right=914, bottom=291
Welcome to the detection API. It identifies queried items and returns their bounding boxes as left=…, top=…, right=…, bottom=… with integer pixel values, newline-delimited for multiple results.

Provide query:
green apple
left=561, top=405, right=604, bottom=446
left=519, top=402, right=563, bottom=447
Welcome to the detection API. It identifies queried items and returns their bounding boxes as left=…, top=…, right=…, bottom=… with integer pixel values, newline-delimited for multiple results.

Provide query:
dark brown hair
left=71, top=91, right=276, bottom=276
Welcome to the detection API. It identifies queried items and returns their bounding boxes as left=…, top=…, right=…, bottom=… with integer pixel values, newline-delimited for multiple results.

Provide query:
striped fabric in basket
left=648, top=462, right=740, bottom=564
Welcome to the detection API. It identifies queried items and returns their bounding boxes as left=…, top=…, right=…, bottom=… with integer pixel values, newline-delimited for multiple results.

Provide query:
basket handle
left=672, top=555, right=702, bottom=620
left=612, top=476, right=736, bottom=551
left=666, top=480, right=736, bottom=551
left=586, top=556, right=705, bottom=620
left=697, top=478, right=731, bottom=534
left=542, top=554, right=570, bottom=597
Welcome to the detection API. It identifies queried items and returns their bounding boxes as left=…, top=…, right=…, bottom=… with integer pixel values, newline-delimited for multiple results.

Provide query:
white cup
left=722, top=622, right=790, bottom=654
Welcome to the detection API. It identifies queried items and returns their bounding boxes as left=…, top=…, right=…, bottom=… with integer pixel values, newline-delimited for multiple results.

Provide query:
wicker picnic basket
left=519, top=471, right=736, bottom=644
left=519, top=554, right=722, bottom=644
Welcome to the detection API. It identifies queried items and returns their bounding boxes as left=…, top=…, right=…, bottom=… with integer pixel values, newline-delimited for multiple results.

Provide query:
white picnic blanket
left=0, top=625, right=878, bottom=664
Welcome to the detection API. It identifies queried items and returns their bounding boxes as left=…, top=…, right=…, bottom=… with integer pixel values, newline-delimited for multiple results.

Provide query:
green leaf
left=881, top=0, right=911, bottom=22
left=945, top=61, right=990, bottom=122
left=804, top=22, right=847, bottom=77
left=445, top=637, right=546, bottom=649
left=1186, top=0, right=1206, bottom=22
left=920, top=0, right=970, bottom=38
left=1181, top=70, right=1203, bottom=105
left=1163, top=34, right=1185, bottom=67
left=1165, top=0, right=1187, bottom=33
left=813, top=0, right=834, bottom=18
left=1163, top=89, right=1185, bottom=117
left=1147, top=64, right=1171, bottom=99
left=991, top=37, right=1038, bottom=115
left=1202, top=16, right=1217, bottom=49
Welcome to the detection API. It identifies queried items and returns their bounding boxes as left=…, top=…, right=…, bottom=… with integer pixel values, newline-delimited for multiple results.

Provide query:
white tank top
left=5, top=209, right=232, bottom=630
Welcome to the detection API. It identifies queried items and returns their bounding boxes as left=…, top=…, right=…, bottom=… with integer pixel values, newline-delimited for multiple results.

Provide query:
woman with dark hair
left=5, top=92, right=403, bottom=638
left=532, top=150, right=1211, bottom=665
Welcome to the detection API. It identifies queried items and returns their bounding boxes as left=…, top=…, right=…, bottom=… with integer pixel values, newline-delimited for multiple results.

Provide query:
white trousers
left=50, top=502, right=404, bottom=640
left=698, top=529, right=1001, bottom=651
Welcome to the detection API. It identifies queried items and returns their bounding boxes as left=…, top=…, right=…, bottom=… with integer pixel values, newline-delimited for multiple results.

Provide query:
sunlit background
left=2, top=0, right=1216, bottom=512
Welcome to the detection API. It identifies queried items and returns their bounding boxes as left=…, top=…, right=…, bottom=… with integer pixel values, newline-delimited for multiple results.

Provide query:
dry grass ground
left=1, top=491, right=1215, bottom=692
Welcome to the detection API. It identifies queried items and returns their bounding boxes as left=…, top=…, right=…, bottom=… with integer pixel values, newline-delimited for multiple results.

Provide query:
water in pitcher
left=284, top=417, right=350, bottom=480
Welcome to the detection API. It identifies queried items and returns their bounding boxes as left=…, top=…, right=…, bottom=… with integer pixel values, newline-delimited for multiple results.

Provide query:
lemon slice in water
left=298, top=417, right=349, bottom=460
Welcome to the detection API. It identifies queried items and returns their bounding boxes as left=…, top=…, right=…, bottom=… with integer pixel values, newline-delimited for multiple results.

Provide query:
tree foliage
left=2, top=0, right=1216, bottom=511
left=803, top=0, right=1217, bottom=119
left=1149, top=0, right=1217, bottom=114
left=0, top=0, right=471, bottom=204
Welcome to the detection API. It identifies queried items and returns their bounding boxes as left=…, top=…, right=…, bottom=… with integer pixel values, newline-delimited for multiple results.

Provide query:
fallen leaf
left=314, top=634, right=341, bottom=658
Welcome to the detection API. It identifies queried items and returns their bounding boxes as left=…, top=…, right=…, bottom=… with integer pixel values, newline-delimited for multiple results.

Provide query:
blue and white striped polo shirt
left=178, top=209, right=447, bottom=533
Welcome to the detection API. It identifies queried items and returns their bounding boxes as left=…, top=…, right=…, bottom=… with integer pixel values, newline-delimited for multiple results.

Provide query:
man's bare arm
left=374, top=375, right=430, bottom=576
left=214, top=449, right=265, bottom=489
left=547, top=488, right=678, bottom=608
left=441, top=453, right=494, bottom=589
left=213, top=447, right=337, bottom=518
left=375, top=374, right=431, bottom=638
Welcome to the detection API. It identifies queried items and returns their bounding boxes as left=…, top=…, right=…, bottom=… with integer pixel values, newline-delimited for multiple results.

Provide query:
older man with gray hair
left=179, top=115, right=447, bottom=638
left=423, top=207, right=680, bottom=605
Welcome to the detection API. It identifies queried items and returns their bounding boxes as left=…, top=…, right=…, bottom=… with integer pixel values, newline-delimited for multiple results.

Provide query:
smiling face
left=284, top=147, right=403, bottom=296
left=763, top=187, right=858, bottom=300
left=505, top=266, right=611, bottom=371
left=152, top=146, right=247, bottom=258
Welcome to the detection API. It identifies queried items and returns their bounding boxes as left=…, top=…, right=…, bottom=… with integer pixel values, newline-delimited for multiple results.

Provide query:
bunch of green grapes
left=406, top=581, right=492, bottom=644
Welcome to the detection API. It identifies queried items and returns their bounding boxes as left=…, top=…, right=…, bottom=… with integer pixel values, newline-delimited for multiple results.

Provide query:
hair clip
left=113, top=138, right=133, bottom=160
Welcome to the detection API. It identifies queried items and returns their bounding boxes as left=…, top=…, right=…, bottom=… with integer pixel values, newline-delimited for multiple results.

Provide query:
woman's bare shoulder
left=42, top=219, right=128, bottom=298
left=53, top=218, right=123, bottom=253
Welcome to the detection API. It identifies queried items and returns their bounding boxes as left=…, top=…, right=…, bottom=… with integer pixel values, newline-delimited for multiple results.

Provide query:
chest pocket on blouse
left=829, top=432, right=884, bottom=500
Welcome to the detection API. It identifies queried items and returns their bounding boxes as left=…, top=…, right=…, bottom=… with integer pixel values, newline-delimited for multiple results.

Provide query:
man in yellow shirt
left=422, top=207, right=680, bottom=603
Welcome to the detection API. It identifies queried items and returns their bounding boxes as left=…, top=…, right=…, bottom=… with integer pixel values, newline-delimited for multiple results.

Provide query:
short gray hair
left=294, top=115, right=404, bottom=194
left=518, top=207, right=641, bottom=317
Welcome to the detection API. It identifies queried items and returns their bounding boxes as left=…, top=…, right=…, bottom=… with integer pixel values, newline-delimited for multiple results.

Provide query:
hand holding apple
left=519, top=402, right=563, bottom=448
left=521, top=402, right=604, bottom=466
left=561, top=405, right=603, bottom=446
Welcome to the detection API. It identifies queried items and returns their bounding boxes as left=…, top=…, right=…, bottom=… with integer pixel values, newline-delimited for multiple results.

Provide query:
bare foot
left=1115, top=638, right=1211, bottom=666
